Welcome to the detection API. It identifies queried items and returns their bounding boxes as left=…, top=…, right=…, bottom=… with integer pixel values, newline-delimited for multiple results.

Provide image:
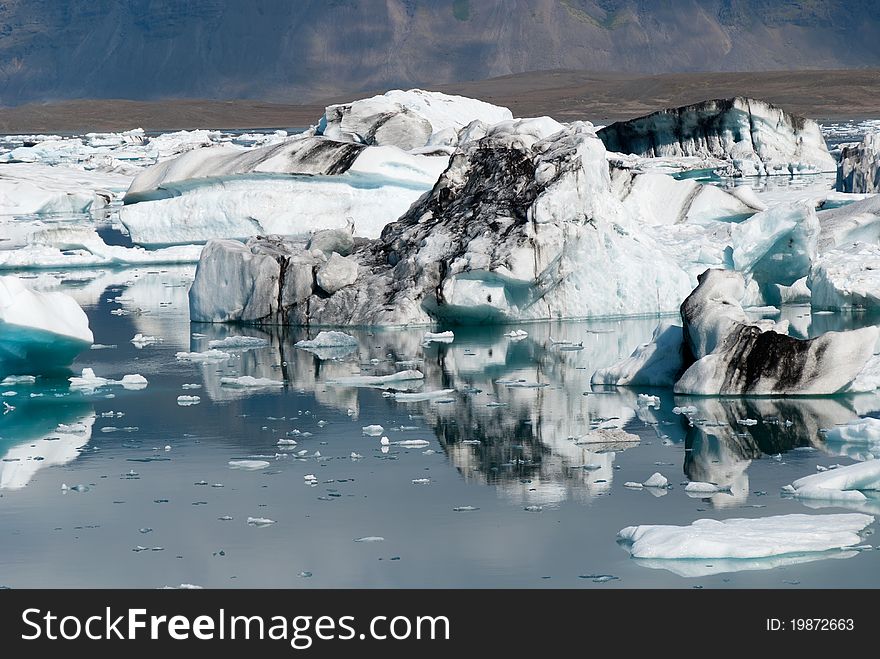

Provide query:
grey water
left=1, top=265, right=879, bottom=588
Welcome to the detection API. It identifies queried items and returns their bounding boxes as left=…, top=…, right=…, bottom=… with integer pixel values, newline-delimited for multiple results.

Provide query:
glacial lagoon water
left=2, top=264, right=880, bottom=588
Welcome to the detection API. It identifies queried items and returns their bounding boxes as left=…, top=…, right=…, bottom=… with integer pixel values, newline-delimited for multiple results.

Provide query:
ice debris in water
left=329, top=370, right=424, bottom=387
left=175, top=349, right=232, bottom=362
left=411, top=478, right=431, bottom=485
left=684, top=482, right=732, bottom=494
left=782, top=460, right=880, bottom=503
left=295, top=331, right=358, bottom=349
left=228, top=459, right=271, bottom=470
left=392, top=389, right=456, bottom=402
left=176, top=395, right=201, bottom=406
left=69, top=368, right=148, bottom=392
left=423, top=331, right=454, bottom=343
left=220, top=376, right=284, bottom=388
left=643, top=473, right=669, bottom=488
left=618, top=513, right=874, bottom=560
left=504, top=329, right=528, bottom=339
left=1, top=375, right=36, bottom=385
left=453, top=506, right=479, bottom=512
left=380, top=437, right=430, bottom=447
left=362, top=425, right=384, bottom=436
left=207, top=335, right=269, bottom=350
left=672, top=406, right=697, bottom=415
left=130, top=333, right=161, bottom=348
left=181, top=383, right=201, bottom=389
left=737, top=418, right=758, bottom=426
left=354, top=536, right=385, bottom=543
left=637, top=394, right=661, bottom=409
left=247, top=517, right=276, bottom=527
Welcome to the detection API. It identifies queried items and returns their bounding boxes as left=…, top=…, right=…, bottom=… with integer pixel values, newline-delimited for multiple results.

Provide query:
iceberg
left=69, top=368, right=148, bottom=392
left=119, top=135, right=450, bottom=245
left=0, top=275, right=93, bottom=370
left=825, top=417, right=880, bottom=447
left=294, top=331, right=359, bottom=360
left=837, top=132, right=880, bottom=193
left=598, top=97, right=836, bottom=176
left=809, top=242, right=880, bottom=310
left=317, top=89, right=513, bottom=150
left=188, top=121, right=695, bottom=326
left=618, top=513, right=873, bottom=560
left=674, top=269, right=879, bottom=395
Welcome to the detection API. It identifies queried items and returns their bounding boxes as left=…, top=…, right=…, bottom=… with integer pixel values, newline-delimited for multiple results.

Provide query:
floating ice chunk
left=672, top=406, right=697, bottom=415
left=228, top=459, right=270, bottom=470
left=277, top=438, right=297, bottom=446
left=295, top=331, right=358, bottom=349
left=247, top=517, right=276, bottom=527
left=618, top=513, right=873, bottom=560
left=130, top=333, right=161, bottom=348
left=637, top=394, right=661, bottom=408
left=380, top=438, right=430, bottom=448
left=329, top=370, right=424, bottom=387
left=176, top=395, right=201, bottom=406
left=574, top=428, right=640, bottom=445
left=684, top=481, right=731, bottom=494
left=453, top=506, right=479, bottom=512
left=738, top=418, right=758, bottom=426
left=0, top=375, right=36, bottom=385
left=624, top=482, right=645, bottom=490
left=69, top=368, right=148, bottom=392
left=783, top=460, right=880, bottom=502
left=207, top=335, right=269, bottom=350
left=353, top=536, right=385, bottom=543
left=423, top=331, right=454, bottom=343
left=392, top=389, right=456, bottom=402
left=504, top=329, right=528, bottom=339
left=643, top=472, right=668, bottom=488
left=362, top=425, right=384, bottom=436
left=219, top=376, right=284, bottom=388
left=825, top=417, right=880, bottom=446
left=412, top=478, right=431, bottom=485
left=175, top=349, right=231, bottom=362
left=0, top=275, right=93, bottom=369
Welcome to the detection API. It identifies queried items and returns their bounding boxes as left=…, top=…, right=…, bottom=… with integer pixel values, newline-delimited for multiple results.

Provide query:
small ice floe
left=624, top=482, right=644, bottom=489
left=294, top=331, right=359, bottom=359
left=277, top=438, right=297, bottom=446
left=782, top=460, right=880, bottom=503
left=208, top=335, right=269, bottom=350
left=637, top=394, right=661, bottom=409
left=825, top=417, right=880, bottom=447
left=685, top=481, right=732, bottom=494
left=381, top=437, right=430, bottom=448
left=495, top=378, right=549, bottom=388
left=329, top=369, right=424, bottom=387
left=350, top=452, right=364, bottom=460
left=524, top=505, right=543, bottom=512
left=504, top=329, right=528, bottom=340
left=162, top=584, right=204, bottom=590
left=90, top=344, right=117, bottom=350
left=395, top=359, right=423, bottom=368
left=453, top=506, right=479, bottom=512
left=423, top=331, right=454, bottom=343
left=392, top=389, right=456, bottom=402
left=304, top=474, right=318, bottom=484
left=737, top=418, right=758, bottom=426
left=362, top=424, right=384, bottom=436
left=130, top=333, right=161, bottom=348
left=672, top=406, right=697, bottom=415
left=247, top=517, right=276, bottom=527
left=220, top=376, right=284, bottom=388
left=228, top=459, right=271, bottom=470
left=354, top=536, right=385, bottom=543
left=574, top=428, right=640, bottom=445
left=411, top=478, right=431, bottom=485
left=618, top=513, right=874, bottom=560
left=181, top=383, right=201, bottom=390
left=643, top=473, right=669, bottom=488
left=175, top=349, right=231, bottom=362
left=69, top=368, right=148, bottom=392
left=579, top=574, right=619, bottom=583
left=218, top=515, right=234, bottom=521
left=0, top=375, right=35, bottom=385
left=176, top=395, right=201, bottom=406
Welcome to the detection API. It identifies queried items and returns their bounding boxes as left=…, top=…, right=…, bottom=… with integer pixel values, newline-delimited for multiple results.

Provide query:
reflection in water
left=678, top=397, right=880, bottom=508
left=630, top=549, right=858, bottom=579
left=0, top=391, right=94, bottom=490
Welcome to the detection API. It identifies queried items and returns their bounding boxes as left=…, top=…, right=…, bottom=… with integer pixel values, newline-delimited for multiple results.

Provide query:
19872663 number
left=766, top=619, right=854, bottom=631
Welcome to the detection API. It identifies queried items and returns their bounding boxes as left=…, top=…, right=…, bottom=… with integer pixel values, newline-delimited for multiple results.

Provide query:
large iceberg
left=837, top=132, right=880, bottom=193
left=598, top=97, right=836, bottom=176
left=119, top=135, right=450, bottom=245
left=0, top=275, right=93, bottom=370
left=189, top=121, right=695, bottom=326
left=317, top=89, right=514, bottom=150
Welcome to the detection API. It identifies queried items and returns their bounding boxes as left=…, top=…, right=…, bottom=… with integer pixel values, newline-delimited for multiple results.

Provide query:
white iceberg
left=328, top=369, right=425, bottom=387
left=0, top=275, right=93, bottom=369
left=783, top=460, right=880, bottom=503
left=69, top=368, right=148, bottom=392
left=219, top=376, right=284, bottom=389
